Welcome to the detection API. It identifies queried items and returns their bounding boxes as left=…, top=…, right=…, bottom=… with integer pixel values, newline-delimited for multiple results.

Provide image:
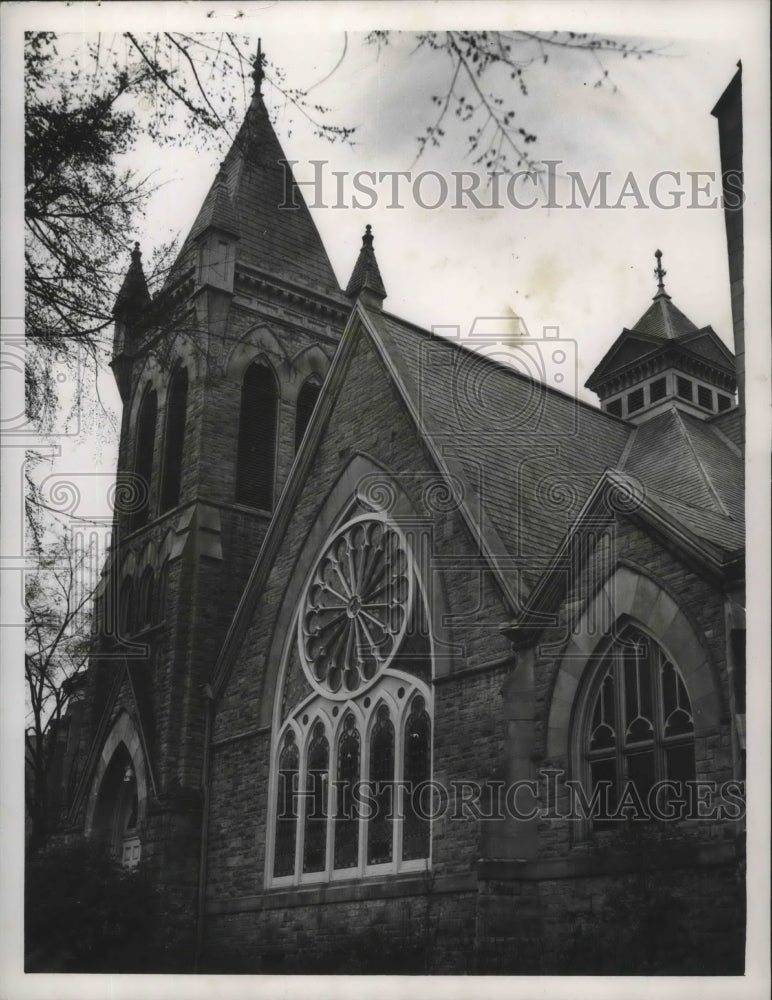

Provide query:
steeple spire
left=653, top=248, right=670, bottom=300
left=345, top=225, right=387, bottom=310
left=113, top=241, right=151, bottom=319
left=252, top=38, right=265, bottom=96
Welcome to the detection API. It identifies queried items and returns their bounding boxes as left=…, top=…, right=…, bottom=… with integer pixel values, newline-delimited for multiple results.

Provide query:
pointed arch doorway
left=85, top=712, right=149, bottom=868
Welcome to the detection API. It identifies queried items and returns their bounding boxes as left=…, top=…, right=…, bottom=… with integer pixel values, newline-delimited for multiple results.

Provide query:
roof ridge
left=671, top=408, right=730, bottom=516
left=378, top=309, right=631, bottom=426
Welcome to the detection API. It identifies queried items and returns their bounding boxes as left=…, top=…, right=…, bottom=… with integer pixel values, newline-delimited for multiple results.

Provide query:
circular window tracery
left=298, top=515, right=414, bottom=698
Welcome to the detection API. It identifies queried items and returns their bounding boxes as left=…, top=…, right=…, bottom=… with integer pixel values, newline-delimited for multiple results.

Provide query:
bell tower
left=586, top=250, right=737, bottom=423
left=66, top=42, right=351, bottom=908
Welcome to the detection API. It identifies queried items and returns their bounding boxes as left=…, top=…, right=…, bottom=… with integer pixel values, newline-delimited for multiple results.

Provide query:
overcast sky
left=2, top=1, right=768, bottom=521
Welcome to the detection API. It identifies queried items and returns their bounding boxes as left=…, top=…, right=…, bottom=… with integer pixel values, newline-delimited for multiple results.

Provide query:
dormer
left=586, top=250, right=737, bottom=423
left=190, top=165, right=240, bottom=293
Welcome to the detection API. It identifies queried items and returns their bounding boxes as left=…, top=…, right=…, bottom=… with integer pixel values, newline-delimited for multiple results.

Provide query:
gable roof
left=211, top=299, right=743, bottom=695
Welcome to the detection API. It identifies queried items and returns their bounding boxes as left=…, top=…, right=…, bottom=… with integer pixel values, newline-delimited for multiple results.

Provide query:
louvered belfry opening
left=295, top=375, right=322, bottom=452
left=133, top=388, right=157, bottom=530
left=236, top=362, right=278, bottom=509
left=161, top=366, right=188, bottom=513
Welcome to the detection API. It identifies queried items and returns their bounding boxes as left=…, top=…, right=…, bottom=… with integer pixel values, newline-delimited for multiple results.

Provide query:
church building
left=59, top=52, right=745, bottom=974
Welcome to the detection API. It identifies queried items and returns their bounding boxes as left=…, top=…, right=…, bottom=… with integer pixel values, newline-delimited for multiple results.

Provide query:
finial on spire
left=653, top=248, right=669, bottom=298
left=131, top=241, right=142, bottom=264
left=345, top=224, right=387, bottom=308
left=252, top=38, right=265, bottom=95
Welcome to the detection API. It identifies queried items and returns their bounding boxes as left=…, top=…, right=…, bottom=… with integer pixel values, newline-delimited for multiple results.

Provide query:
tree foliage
left=23, top=31, right=354, bottom=431
left=25, top=511, right=97, bottom=852
left=368, top=30, right=661, bottom=172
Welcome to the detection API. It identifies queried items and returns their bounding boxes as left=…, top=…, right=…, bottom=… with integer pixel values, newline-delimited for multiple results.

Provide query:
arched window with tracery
left=133, top=387, right=157, bottom=530
left=236, top=362, right=278, bottom=510
left=268, top=511, right=433, bottom=887
left=402, top=695, right=431, bottom=861
left=161, top=366, right=188, bottom=513
left=333, top=713, right=360, bottom=871
left=273, top=730, right=299, bottom=878
left=367, top=705, right=395, bottom=866
left=582, top=625, right=696, bottom=829
left=302, top=722, right=329, bottom=875
left=295, top=375, right=322, bottom=452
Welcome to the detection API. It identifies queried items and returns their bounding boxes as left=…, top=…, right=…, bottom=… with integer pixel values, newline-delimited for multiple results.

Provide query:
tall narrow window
left=155, top=560, right=169, bottom=625
left=402, top=696, right=431, bottom=862
left=334, top=713, right=361, bottom=870
left=236, top=362, right=278, bottom=509
left=295, top=375, right=322, bottom=452
left=119, top=578, right=134, bottom=637
left=584, top=627, right=695, bottom=829
left=133, top=388, right=157, bottom=530
left=274, top=731, right=299, bottom=878
left=138, top=568, right=154, bottom=630
left=367, top=705, right=395, bottom=866
left=302, top=723, right=329, bottom=874
left=161, top=367, right=188, bottom=513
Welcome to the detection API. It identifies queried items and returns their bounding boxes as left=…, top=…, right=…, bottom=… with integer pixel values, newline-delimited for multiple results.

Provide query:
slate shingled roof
left=630, top=293, right=699, bottom=340
left=363, top=306, right=743, bottom=587
left=166, top=89, right=345, bottom=300
left=367, top=309, right=632, bottom=596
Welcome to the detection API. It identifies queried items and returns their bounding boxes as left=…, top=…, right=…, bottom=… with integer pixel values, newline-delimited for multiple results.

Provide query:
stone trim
left=83, top=708, right=149, bottom=837
left=477, top=837, right=738, bottom=881
left=546, top=564, right=722, bottom=760
left=206, top=870, right=477, bottom=916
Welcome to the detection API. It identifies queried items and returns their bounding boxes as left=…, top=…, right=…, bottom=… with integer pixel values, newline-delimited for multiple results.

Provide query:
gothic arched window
left=155, top=560, right=169, bottom=625
left=119, top=577, right=135, bottom=637
left=133, top=387, right=157, bottom=530
left=268, top=511, right=433, bottom=887
left=367, top=705, right=395, bottom=866
left=333, top=713, right=360, bottom=871
left=302, top=722, right=329, bottom=874
left=402, top=695, right=431, bottom=861
left=138, top=568, right=154, bottom=630
left=273, top=730, right=299, bottom=878
left=161, top=367, right=188, bottom=513
left=236, top=362, right=278, bottom=510
left=294, top=375, right=322, bottom=452
left=582, top=626, right=696, bottom=829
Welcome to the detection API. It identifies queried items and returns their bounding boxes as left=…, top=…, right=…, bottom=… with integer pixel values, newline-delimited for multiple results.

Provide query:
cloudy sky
left=4, top=1, right=768, bottom=518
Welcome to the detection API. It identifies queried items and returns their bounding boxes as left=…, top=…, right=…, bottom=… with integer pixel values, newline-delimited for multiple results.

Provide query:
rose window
left=299, top=516, right=413, bottom=696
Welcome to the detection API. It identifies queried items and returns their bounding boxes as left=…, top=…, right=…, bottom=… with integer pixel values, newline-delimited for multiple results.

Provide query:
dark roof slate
left=167, top=92, right=345, bottom=300
left=621, top=408, right=743, bottom=550
left=368, top=309, right=632, bottom=595
left=631, top=293, right=699, bottom=340
left=365, top=308, right=743, bottom=579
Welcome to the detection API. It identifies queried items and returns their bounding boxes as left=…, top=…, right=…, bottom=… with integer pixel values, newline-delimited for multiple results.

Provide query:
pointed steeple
left=113, top=242, right=151, bottom=319
left=345, top=225, right=387, bottom=309
left=165, top=39, right=344, bottom=301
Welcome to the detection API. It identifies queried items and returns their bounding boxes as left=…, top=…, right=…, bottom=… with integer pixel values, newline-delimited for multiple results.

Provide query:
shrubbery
left=25, top=840, right=192, bottom=972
